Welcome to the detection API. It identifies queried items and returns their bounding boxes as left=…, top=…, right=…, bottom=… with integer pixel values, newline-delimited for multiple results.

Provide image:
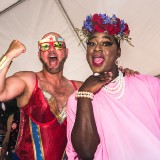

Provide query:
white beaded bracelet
left=75, top=91, right=94, bottom=100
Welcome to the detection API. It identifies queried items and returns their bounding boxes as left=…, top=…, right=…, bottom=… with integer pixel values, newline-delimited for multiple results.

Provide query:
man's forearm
left=0, top=54, right=12, bottom=95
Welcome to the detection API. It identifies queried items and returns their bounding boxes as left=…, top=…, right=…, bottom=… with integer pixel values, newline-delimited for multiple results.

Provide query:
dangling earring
left=115, top=58, right=120, bottom=66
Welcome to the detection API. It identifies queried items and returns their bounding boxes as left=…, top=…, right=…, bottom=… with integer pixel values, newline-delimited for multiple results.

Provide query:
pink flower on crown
left=123, top=24, right=130, bottom=34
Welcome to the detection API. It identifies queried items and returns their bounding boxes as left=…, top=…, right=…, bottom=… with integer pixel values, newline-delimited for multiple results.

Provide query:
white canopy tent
left=0, top=0, right=160, bottom=81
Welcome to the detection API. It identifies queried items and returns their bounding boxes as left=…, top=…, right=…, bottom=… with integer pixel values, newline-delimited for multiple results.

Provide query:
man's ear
left=38, top=51, right=40, bottom=58
left=65, top=48, right=69, bottom=58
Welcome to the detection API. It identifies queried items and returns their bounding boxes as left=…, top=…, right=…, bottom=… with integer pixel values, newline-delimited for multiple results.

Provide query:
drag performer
left=0, top=32, right=82, bottom=160
left=66, top=13, right=160, bottom=160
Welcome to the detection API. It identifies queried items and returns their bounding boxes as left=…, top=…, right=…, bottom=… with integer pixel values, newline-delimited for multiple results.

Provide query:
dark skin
left=71, top=32, right=130, bottom=159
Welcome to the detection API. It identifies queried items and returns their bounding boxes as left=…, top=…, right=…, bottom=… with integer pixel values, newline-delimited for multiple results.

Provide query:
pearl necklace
left=102, top=70, right=125, bottom=100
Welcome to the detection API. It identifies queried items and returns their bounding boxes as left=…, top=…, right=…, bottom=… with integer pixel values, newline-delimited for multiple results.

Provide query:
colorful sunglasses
left=38, top=36, right=65, bottom=51
left=38, top=41, right=65, bottom=51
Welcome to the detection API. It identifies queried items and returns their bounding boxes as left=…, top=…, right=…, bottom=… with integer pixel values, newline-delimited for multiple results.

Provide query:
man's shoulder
left=12, top=71, right=36, bottom=81
left=13, top=71, right=35, bottom=76
left=11, top=71, right=37, bottom=91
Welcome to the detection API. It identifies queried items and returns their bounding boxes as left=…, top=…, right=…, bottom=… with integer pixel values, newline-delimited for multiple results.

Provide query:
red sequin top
left=15, top=75, right=77, bottom=160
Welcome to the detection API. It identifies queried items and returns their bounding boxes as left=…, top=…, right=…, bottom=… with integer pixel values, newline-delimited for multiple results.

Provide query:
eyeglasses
left=38, top=41, right=65, bottom=51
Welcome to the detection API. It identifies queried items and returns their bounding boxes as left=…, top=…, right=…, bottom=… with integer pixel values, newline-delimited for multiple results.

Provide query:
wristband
left=0, top=55, right=11, bottom=71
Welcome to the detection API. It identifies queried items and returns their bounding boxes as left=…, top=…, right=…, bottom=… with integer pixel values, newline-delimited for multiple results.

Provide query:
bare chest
left=40, top=83, right=74, bottom=108
left=39, top=81, right=75, bottom=123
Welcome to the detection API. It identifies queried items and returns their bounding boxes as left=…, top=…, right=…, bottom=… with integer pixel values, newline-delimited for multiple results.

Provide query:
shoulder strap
left=31, top=73, right=39, bottom=97
left=35, top=73, right=38, bottom=88
left=70, top=80, right=78, bottom=90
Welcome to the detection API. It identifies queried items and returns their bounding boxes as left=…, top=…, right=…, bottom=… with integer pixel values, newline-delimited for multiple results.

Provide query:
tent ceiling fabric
left=0, top=0, right=159, bottom=81
left=0, top=0, right=20, bottom=13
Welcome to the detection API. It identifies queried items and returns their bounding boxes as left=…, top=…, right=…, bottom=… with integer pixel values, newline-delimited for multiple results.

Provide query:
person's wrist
left=76, top=91, right=94, bottom=100
left=5, top=52, right=14, bottom=61
left=0, top=55, right=12, bottom=71
left=79, top=85, right=94, bottom=93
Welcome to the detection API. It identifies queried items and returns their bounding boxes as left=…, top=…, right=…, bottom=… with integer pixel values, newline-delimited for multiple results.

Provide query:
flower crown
left=75, top=13, right=133, bottom=46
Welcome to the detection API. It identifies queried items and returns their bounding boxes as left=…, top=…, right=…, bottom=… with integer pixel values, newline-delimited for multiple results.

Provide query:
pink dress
left=66, top=74, right=160, bottom=160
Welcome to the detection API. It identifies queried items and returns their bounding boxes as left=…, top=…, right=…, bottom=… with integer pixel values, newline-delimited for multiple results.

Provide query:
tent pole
left=0, top=0, right=26, bottom=16
left=55, top=0, right=86, bottom=52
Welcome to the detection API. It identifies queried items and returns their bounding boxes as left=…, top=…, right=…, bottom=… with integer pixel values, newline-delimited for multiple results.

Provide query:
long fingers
left=93, top=72, right=113, bottom=83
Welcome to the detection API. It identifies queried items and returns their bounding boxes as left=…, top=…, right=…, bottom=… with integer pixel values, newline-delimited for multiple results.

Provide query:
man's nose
left=94, top=44, right=103, bottom=52
left=49, top=44, right=56, bottom=51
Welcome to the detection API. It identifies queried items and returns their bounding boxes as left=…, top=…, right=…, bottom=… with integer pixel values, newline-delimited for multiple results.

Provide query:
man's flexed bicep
left=0, top=40, right=26, bottom=103
left=0, top=72, right=27, bottom=103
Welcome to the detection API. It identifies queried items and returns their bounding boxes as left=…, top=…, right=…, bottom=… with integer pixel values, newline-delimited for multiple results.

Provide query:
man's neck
left=40, top=70, right=66, bottom=86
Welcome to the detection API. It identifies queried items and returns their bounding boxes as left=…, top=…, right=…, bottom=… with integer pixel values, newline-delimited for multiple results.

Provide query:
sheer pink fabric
left=66, top=74, right=160, bottom=160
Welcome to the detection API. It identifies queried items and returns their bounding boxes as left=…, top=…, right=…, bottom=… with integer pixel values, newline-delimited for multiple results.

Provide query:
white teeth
left=50, top=55, right=56, bottom=58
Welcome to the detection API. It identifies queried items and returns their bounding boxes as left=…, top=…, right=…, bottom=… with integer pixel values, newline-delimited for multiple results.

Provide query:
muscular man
left=0, top=32, right=82, bottom=160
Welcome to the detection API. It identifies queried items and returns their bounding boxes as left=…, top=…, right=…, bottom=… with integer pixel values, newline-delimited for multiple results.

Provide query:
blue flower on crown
left=119, top=20, right=126, bottom=36
left=83, top=15, right=93, bottom=32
